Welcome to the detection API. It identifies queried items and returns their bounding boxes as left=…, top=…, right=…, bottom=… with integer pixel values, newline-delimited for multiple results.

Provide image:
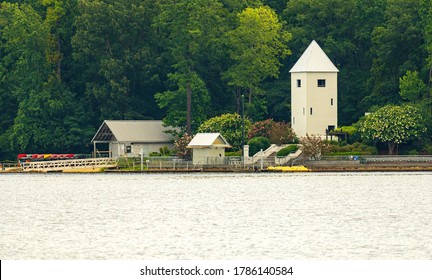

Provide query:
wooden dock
left=21, top=158, right=118, bottom=172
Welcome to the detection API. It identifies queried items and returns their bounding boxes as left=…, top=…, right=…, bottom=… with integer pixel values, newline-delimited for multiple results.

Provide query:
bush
left=269, top=122, right=297, bottom=144
left=300, top=134, right=331, bottom=160
left=159, top=146, right=172, bottom=156
left=226, top=150, right=242, bottom=156
left=276, top=145, right=298, bottom=157
left=248, top=137, right=271, bottom=156
left=174, top=133, right=193, bottom=160
left=324, top=141, right=378, bottom=155
left=248, top=119, right=274, bottom=139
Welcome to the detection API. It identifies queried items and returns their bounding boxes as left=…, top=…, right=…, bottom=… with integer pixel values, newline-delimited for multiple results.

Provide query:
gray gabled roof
left=289, top=40, right=339, bottom=73
left=187, top=133, right=231, bottom=148
left=91, top=120, right=175, bottom=143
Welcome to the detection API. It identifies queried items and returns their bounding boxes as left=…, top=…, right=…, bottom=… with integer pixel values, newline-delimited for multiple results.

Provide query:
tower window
left=297, top=79, right=301, bottom=87
left=303, top=108, right=305, bottom=115
left=331, top=98, right=334, bottom=106
left=310, top=108, right=313, bottom=115
left=318, top=79, right=326, bottom=87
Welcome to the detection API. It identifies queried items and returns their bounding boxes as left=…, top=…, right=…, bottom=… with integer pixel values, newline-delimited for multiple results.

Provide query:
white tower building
left=289, top=40, right=339, bottom=137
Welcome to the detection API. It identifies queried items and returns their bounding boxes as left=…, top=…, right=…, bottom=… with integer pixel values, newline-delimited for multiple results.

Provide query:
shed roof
left=91, top=120, right=175, bottom=143
left=187, top=133, right=231, bottom=148
left=289, top=40, right=339, bottom=73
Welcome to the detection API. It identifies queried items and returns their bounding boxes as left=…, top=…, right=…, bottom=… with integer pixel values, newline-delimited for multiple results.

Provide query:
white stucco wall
left=291, top=72, right=337, bottom=137
left=192, top=147, right=226, bottom=165
left=109, top=142, right=174, bottom=157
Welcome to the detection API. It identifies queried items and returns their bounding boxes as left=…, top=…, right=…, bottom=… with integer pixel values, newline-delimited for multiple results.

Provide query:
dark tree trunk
left=57, top=37, right=62, bottom=78
left=388, top=142, right=396, bottom=155
left=186, top=82, right=192, bottom=134
left=236, top=87, right=241, bottom=114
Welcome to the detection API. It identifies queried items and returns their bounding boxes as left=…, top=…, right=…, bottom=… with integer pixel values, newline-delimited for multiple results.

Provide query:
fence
left=117, top=156, right=280, bottom=171
left=0, top=161, right=19, bottom=170
left=318, top=155, right=432, bottom=163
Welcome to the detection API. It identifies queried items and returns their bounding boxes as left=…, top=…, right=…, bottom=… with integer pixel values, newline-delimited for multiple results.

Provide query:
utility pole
left=242, top=94, right=245, bottom=153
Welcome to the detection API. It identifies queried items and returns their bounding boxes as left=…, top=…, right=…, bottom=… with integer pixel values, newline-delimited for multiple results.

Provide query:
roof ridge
left=289, top=40, right=339, bottom=73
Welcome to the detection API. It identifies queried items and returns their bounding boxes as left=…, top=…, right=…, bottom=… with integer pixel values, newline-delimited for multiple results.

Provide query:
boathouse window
left=126, top=145, right=131, bottom=153
left=297, top=79, right=301, bottom=87
left=293, top=117, right=295, bottom=125
left=318, top=79, right=326, bottom=87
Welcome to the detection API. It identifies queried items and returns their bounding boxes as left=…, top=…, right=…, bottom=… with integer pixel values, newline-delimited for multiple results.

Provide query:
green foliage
left=198, top=113, right=251, bottom=150
left=223, top=5, right=291, bottom=117
left=223, top=6, right=291, bottom=88
left=150, top=146, right=173, bottom=157
left=399, top=70, right=428, bottom=102
left=2, top=0, right=432, bottom=160
left=225, top=150, right=242, bottom=157
left=247, top=136, right=271, bottom=156
left=360, top=104, right=427, bottom=154
left=155, top=72, right=210, bottom=133
left=364, top=0, right=426, bottom=109
left=333, top=126, right=357, bottom=135
left=276, top=145, right=298, bottom=157
left=325, top=142, right=378, bottom=156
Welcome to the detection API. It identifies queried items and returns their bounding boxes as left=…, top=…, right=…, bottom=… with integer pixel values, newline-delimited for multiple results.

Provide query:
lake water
left=0, top=172, right=431, bottom=259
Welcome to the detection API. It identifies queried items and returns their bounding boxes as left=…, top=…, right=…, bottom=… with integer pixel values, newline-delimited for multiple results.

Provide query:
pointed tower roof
left=289, top=40, right=339, bottom=73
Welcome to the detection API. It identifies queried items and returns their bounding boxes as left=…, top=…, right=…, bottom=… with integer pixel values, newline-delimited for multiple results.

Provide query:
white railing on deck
left=22, top=158, right=118, bottom=172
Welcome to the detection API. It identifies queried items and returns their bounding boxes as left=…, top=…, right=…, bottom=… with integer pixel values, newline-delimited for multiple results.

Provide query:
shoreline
left=2, top=164, right=432, bottom=173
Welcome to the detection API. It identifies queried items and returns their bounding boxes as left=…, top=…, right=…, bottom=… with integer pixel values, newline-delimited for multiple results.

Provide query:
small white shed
left=187, top=133, right=231, bottom=165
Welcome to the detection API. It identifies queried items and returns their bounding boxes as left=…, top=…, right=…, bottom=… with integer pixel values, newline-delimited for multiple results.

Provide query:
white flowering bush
left=360, top=104, right=427, bottom=154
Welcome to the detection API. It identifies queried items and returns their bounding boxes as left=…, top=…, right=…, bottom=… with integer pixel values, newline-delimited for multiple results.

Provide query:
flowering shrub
left=360, top=104, right=427, bottom=154
left=269, top=122, right=297, bottom=144
left=248, top=119, right=274, bottom=139
left=174, top=133, right=193, bottom=160
left=300, top=134, right=331, bottom=160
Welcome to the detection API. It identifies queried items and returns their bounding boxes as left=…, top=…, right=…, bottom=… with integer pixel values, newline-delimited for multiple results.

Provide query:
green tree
left=399, top=71, right=429, bottom=103
left=360, top=104, right=427, bottom=154
left=0, top=2, right=92, bottom=154
left=364, top=0, right=426, bottom=109
left=154, top=0, right=225, bottom=134
left=223, top=6, right=291, bottom=117
left=155, top=72, right=210, bottom=133
left=283, top=0, right=386, bottom=125
left=198, top=113, right=251, bottom=150
left=73, top=0, right=158, bottom=121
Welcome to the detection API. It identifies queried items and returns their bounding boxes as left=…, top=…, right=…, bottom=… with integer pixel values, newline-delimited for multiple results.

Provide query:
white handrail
left=22, top=158, right=118, bottom=172
left=249, top=144, right=289, bottom=164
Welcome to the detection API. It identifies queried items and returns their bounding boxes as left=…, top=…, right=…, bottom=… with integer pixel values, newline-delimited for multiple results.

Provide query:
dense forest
left=1, top=0, right=432, bottom=159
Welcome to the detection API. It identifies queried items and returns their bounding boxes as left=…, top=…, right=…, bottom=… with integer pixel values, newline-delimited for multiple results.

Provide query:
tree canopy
left=1, top=0, right=432, bottom=159
left=360, top=104, right=427, bottom=154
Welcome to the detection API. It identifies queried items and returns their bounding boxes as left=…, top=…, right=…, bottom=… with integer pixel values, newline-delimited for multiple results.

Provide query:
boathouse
left=91, top=120, right=176, bottom=157
left=290, top=40, right=339, bottom=137
left=187, top=133, right=231, bottom=165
